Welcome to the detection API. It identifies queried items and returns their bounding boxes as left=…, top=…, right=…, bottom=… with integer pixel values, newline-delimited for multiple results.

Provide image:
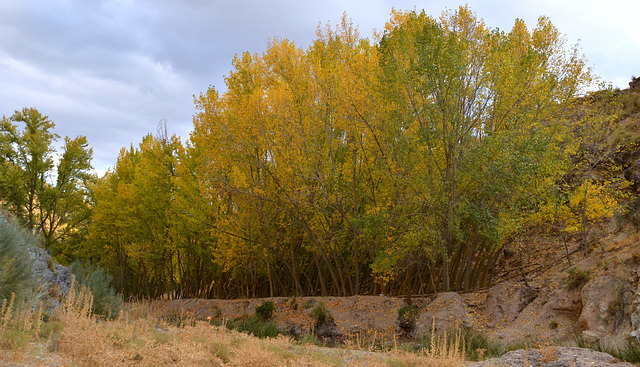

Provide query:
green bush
left=398, top=305, right=420, bottom=333
left=565, top=266, right=591, bottom=290
left=69, top=260, right=122, bottom=319
left=225, top=315, right=281, bottom=338
left=255, top=300, right=275, bottom=320
left=398, top=305, right=420, bottom=322
left=310, top=302, right=333, bottom=328
left=0, top=215, right=36, bottom=307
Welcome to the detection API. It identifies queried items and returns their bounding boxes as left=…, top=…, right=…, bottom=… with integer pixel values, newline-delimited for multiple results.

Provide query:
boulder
left=416, top=292, right=470, bottom=335
left=470, top=347, right=634, bottom=367
left=578, top=275, right=631, bottom=340
left=27, top=246, right=73, bottom=314
left=486, top=281, right=539, bottom=328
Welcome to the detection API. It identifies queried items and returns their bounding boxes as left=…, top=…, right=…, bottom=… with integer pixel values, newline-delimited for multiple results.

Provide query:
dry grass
left=0, top=286, right=471, bottom=366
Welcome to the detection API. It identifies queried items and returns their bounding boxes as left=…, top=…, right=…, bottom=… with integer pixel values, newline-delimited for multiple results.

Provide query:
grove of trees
left=1, top=7, right=632, bottom=300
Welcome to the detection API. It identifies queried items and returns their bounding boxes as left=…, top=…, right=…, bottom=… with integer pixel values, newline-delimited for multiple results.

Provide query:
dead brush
left=386, top=317, right=467, bottom=367
left=0, top=293, right=44, bottom=359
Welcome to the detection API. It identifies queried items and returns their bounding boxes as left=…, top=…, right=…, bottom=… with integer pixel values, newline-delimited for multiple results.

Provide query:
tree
left=0, top=108, right=94, bottom=249
left=82, top=6, right=598, bottom=299
left=377, top=6, right=591, bottom=291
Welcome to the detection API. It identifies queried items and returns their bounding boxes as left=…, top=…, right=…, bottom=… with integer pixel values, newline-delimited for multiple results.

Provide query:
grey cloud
left=0, top=0, right=637, bottom=174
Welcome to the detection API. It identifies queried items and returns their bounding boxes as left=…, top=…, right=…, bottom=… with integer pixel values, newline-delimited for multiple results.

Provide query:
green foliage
left=289, top=297, right=298, bottom=310
left=39, top=320, right=65, bottom=339
left=255, top=301, right=275, bottom=320
left=163, top=310, right=196, bottom=328
left=398, top=305, right=420, bottom=334
left=565, top=267, right=591, bottom=290
left=213, top=306, right=222, bottom=318
left=0, top=108, right=93, bottom=250
left=297, top=333, right=321, bottom=346
left=310, top=302, right=333, bottom=329
left=0, top=214, right=36, bottom=307
left=69, top=260, right=122, bottom=319
left=80, top=6, right=597, bottom=299
left=398, top=305, right=420, bottom=321
left=225, top=315, right=281, bottom=339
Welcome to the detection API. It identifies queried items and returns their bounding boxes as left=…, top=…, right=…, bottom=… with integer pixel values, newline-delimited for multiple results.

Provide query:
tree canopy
left=56, top=6, right=629, bottom=300
left=0, top=108, right=94, bottom=251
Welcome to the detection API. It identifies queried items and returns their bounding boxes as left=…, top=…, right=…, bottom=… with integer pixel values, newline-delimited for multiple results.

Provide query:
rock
left=630, top=76, right=640, bottom=90
left=470, top=347, right=634, bottom=367
left=284, top=322, right=305, bottom=338
left=546, top=287, right=583, bottom=315
left=416, top=292, right=470, bottom=335
left=578, top=275, right=631, bottom=339
left=27, top=246, right=73, bottom=314
left=486, top=281, right=539, bottom=328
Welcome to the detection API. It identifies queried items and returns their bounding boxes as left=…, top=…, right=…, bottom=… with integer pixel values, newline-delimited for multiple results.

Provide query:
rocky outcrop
left=28, top=246, right=73, bottom=313
left=470, top=347, right=634, bottom=367
left=630, top=76, right=640, bottom=90
left=486, top=281, right=538, bottom=328
left=416, top=292, right=470, bottom=335
left=578, top=275, right=632, bottom=343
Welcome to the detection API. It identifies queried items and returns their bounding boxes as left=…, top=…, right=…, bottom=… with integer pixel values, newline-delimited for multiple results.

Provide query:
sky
left=1, top=0, right=638, bottom=175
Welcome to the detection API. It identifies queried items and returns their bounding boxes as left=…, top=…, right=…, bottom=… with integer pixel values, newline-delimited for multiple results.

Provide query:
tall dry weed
left=0, top=287, right=473, bottom=366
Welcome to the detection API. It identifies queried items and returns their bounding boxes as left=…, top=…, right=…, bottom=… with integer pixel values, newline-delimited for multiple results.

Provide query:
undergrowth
left=70, top=260, right=122, bottom=319
left=223, top=315, right=282, bottom=338
left=0, top=217, right=37, bottom=308
left=0, top=287, right=486, bottom=366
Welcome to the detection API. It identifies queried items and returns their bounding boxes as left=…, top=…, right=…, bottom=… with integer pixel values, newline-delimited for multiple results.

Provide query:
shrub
left=255, top=300, right=275, bottom=320
left=211, top=341, right=233, bottom=363
left=0, top=215, right=36, bottom=307
left=398, top=305, right=420, bottom=334
left=289, top=297, right=298, bottom=310
left=225, top=315, right=281, bottom=338
left=565, top=266, right=591, bottom=290
left=69, top=260, right=122, bottom=319
left=398, top=305, right=420, bottom=321
left=414, top=327, right=512, bottom=361
left=310, top=302, right=333, bottom=329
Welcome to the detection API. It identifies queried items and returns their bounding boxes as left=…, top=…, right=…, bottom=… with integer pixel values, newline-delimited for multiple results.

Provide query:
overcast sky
left=1, top=0, right=638, bottom=175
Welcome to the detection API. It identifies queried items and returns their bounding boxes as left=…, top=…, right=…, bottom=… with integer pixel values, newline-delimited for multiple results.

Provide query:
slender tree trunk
left=581, top=178, right=590, bottom=258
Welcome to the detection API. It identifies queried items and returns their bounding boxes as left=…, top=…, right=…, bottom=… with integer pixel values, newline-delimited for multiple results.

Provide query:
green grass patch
left=225, top=315, right=281, bottom=339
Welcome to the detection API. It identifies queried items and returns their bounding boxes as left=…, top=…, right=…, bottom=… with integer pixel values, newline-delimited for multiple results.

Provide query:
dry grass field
left=0, top=283, right=467, bottom=367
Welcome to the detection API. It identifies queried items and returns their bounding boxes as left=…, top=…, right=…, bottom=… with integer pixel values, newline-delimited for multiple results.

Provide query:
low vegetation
left=0, top=290, right=478, bottom=366
left=69, top=260, right=123, bottom=319
left=565, top=266, right=591, bottom=290
left=0, top=217, right=37, bottom=308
